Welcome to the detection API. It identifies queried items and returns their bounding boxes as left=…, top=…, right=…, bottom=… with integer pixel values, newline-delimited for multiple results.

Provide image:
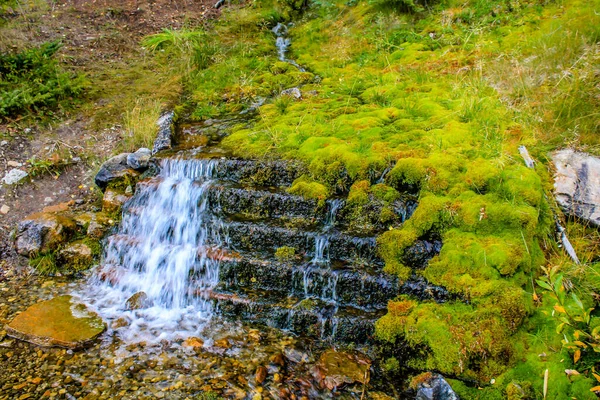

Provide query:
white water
left=76, top=159, right=226, bottom=344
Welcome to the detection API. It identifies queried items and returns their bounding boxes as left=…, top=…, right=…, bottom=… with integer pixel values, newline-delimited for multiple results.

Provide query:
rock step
left=154, top=157, right=306, bottom=188
left=211, top=289, right=383, bottom=343
left=219, top=221, right=382, bottom=265
left=217, top=258, right=398, bottom=310
left=217, top=258, right=453, bottom=308
left=132, top=178, right=418, bottom=231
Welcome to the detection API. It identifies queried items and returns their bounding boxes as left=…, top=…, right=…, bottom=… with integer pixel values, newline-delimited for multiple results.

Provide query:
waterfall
left=78, top=158, right=225, bottom=344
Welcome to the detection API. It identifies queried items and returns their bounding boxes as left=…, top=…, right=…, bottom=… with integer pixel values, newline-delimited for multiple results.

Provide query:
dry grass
left=122, top=98, right=162, bottom=151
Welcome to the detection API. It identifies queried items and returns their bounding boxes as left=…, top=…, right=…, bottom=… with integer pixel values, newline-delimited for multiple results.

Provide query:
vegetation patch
left=0, top=41, right=87, bottom=121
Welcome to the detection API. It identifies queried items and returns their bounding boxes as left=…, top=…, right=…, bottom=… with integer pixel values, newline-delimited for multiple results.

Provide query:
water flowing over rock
left=5, top=295, right=105, bottom=349
left=552, top=149, right=600, bottom=227
left=79, top=149, right=444, bottom=345
left=15, top=213, right=77, bottom=256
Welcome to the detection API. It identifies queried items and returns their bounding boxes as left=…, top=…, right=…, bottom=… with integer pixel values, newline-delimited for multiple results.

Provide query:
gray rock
left=58, top=241, right=94, bottom=270
left=127, top=148, right=152, bottom=170
left=281, top=87, right=302, bottom=99
left=15, top=213, right=77, bottom=256
left=152, top=111, right=174, bottom=154
left=126, top=291, right=154, bottom=310
left=94, top=153, right=137, bottom=191
left=2, top=168, right=28, bottom=185
left=552, top=149, right=600, bottom=227
left=415, top=373, right=458, bottom=400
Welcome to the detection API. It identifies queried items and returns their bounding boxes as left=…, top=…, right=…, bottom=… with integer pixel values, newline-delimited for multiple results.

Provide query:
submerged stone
left=15, top=213, right=77, bottom=256
left=314, top=349, right=371, bottom=390
left=126, top=291, right=153, bottom=310
left=5, top=295, right=105, bottom=349
left=552, top=149, right=600, bottom=227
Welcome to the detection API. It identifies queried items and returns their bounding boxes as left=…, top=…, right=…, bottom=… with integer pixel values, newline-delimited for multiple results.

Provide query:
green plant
left=122, top=98, right=162, bottom=151
left=537, top=265, right=600, bottom=367
left=142, top=29, right=219, bottom=73
left=0, top=41, right=87, bottom=120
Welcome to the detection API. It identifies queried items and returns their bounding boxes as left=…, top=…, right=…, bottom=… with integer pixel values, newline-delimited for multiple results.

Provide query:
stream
left=0, top=22, right=443, bottom=400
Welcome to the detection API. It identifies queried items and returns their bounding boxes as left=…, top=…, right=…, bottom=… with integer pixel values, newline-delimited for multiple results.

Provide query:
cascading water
left=272, top=23, right=306, bottom=72
left=77, top=158, right=225, bottom=344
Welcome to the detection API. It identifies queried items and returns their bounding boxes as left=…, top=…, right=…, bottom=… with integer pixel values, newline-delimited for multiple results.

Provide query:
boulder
left=552, top=149, right=600, bottom=227
left=152, top=111, right=174, bottom=154
left=5, top=295, right=105, bottom=349
left=414, top=373, right=458, bottom=400
left=313, top=349, right=371, bottom=390
left=58, top=241, right=95, bottom=271
left=125, top=291, right=153, bottom=310
left=102, top=189, right=132, bottom=213
left=94, top=153, right=139, bottom=191
left=127, top=147, right=152, bottom=170
left=15, top=213, right=77, bottom=256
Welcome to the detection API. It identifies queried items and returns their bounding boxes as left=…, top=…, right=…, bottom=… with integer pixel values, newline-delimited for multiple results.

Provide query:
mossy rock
left=5, top=295, right=105, bottom=349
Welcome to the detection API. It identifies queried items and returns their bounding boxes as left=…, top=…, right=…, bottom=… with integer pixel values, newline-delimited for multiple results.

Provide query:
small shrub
left=0, top=41, right=87, bottom=120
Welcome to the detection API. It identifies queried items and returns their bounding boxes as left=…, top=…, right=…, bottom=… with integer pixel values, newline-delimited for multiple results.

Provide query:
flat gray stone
left=2, top=168, right=28, bottom=185
left=552, top=149, right=600, bottom=227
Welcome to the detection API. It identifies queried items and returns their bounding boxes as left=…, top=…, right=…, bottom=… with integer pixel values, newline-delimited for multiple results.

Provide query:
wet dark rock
left=126, top=148, right=152, bottom=170
left=313, top=349, right=371, bottom=390
left=414, top=373, right=458, bottom=400
left=125, top=292, right=153, bottom=310
left=400, top=276, right=452, bottom=303
left=5, top=296, right=105, bottom=349
left=94, top=153, right=140, bottom=191
left=152, top=111, right=174, bottom=154
left=15, top=213, right=77, bottom=256
left=402, top=239, right=442, bottom=269
left=218, top=259, right=397, bottom=309
left=552, top=149, right=600, bottom=227
left=209, top=185, right=322, bottom=220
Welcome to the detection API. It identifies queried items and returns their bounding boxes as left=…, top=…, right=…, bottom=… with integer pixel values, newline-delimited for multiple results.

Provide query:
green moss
left=287, top=175, right=329, bottom=205
left=275, top=246, right=296, bottom=261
